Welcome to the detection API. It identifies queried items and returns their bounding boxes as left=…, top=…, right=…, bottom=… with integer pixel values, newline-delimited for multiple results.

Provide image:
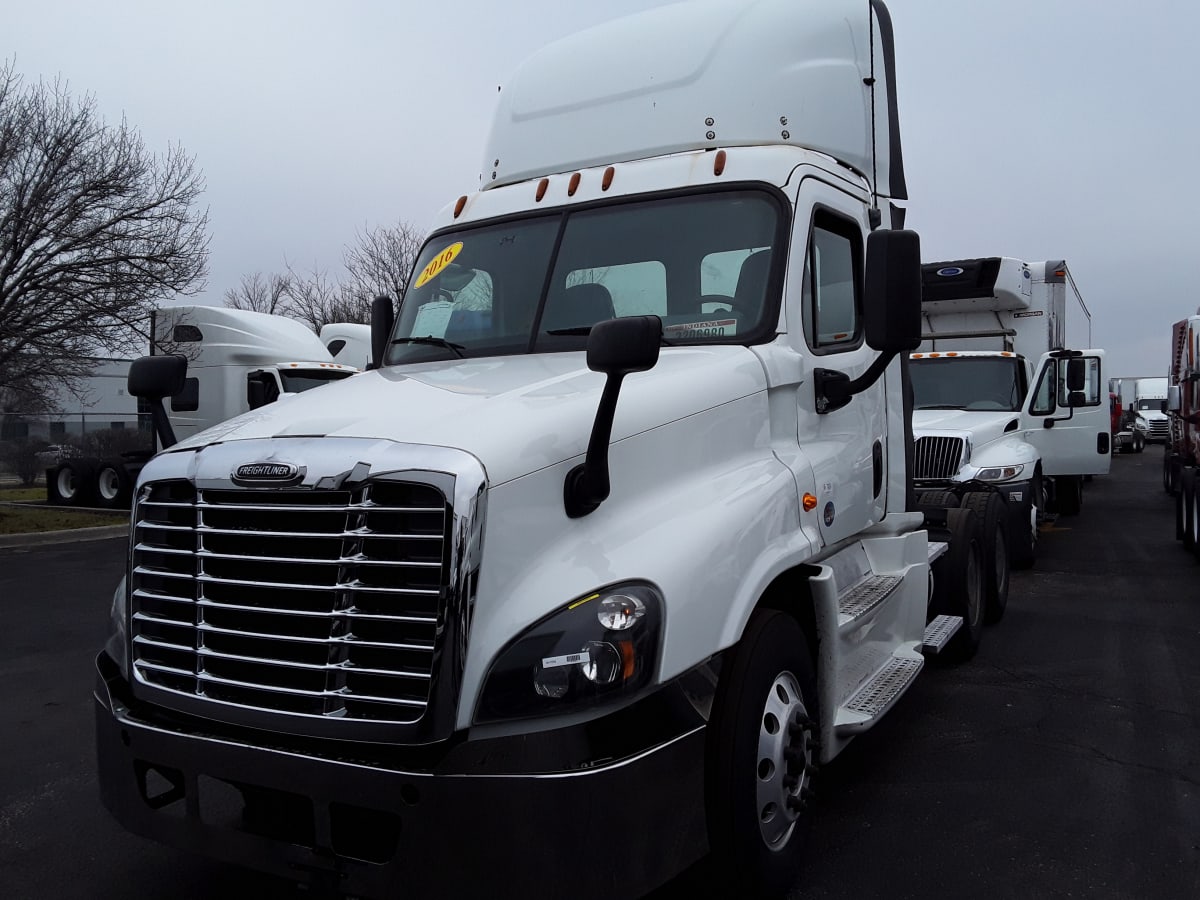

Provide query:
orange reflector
left=602, top=167, right=615, bottom=191
left=803, top=493, right=818, bottom=512
left=535, top=178, right=549, bottom=202
left=619, top=641, right=636, bottom=680
left=568, top=172, right=581, bottom=196
left=947, top=352, right=958, bottom=356
left=714, top=150, right=727, bottom=176
left=453, top=195, right=467, bottom=218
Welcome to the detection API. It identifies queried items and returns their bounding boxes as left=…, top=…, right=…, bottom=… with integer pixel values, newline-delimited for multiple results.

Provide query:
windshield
left=910, top=357, right=1026, bottom=411
left=278, top=370, right=355, bottom=393
left=1135, top=398, right=1163, bottom=411
left=385, top=190, right=784, bottom=364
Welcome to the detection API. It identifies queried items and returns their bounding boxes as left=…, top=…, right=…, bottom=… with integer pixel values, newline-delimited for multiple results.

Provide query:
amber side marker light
left=453, top=195, right=467, bottom=218
left=714, top=149, right=727, bottom=176
left=602, top=167, right=615, bottom=191
left=535, top=178, right=549, bottom=202
left=568, top=172, right=581, bottom=196
left=803, top=493, right=818, bottom=512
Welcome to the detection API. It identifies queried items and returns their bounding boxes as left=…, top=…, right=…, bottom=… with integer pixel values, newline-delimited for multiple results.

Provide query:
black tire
left=930, top=507, right=985, bottom=662
left=1181, top=468, right=1196, bottom=552
left=1009, top=471, right=1041, bottom=570
left=1056, top=475, right=1083, bottom=517
left=94, top=459, right=132, bottom=509
left=917, top=490, right=960, bottom=510
left=707, top=609, right=818, bottom=899
left=962, top=491, right=1009, bottom=624
left=1134, top=432, right=1145, bottom=454
left=49, top=459, right=96, bottom=507
left=1165, top=453, right=1180, bottom=496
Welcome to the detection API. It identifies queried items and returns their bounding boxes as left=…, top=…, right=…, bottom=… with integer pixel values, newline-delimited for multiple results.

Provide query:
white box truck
left=47, top=305, right=356, bottom=508
left=96, top=2, right=997, bottom=897
left=909, top=257, right=1111, bottom=569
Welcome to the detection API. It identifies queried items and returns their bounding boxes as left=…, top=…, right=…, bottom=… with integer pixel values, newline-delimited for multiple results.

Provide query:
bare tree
left=0, top=62, right=209, bottom=406
left=342, top=220, right=424, bottom=310
left=224, top=271, right=292, bottom=315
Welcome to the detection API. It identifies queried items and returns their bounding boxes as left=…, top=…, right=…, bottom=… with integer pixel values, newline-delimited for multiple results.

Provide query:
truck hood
left=169, top=348, right=768, bottom=485
left=912, top=409, right=1021, bottom=446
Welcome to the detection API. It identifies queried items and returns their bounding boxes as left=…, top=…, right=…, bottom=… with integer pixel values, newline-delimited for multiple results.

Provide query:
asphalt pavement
left=1, top=450, right=1196, bottom=899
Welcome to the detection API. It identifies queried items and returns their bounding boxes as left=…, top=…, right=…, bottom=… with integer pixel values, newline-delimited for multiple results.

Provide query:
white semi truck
left=47, top=305, right=356, bottom=508
left=96, top=2, right=997, bottom=897
left=909, top=257, right=1111, bottom=570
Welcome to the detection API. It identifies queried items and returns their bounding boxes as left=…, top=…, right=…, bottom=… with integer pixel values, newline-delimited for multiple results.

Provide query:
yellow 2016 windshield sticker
left=415, top=241, right=464, bottom=288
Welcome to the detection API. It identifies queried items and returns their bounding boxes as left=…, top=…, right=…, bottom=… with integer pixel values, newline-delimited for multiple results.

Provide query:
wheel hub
left=755, top=671, right=814, bottom=849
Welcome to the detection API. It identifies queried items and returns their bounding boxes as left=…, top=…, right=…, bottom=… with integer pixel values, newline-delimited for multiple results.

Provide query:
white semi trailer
left=909, top=257, right=1111, bottom=570
left=96, top=2, right=996, bottom=897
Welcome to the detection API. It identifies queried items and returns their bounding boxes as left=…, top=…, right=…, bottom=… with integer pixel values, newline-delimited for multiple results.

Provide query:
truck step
left=834, top=653, right=924, bottom=736
left=837, top=574, right=902, bottom=632
left=927, top=540, right=948, bottom=564
left=920, top=614, right=962, bottom=654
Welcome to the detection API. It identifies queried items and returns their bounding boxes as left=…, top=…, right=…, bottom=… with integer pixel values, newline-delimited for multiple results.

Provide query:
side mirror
left=864, top=229, right=922, bottom=354
left=370, top=295, right=395, bottom=371
left=1066, top=357, right=1086, bottom=393
left=564, top=316, right=662, bottom=518
left=127, top=354, right=188, bottom=449
left=247, top=377, right=268, bottom=410
left=1167, top=385, right=1181, bottom=412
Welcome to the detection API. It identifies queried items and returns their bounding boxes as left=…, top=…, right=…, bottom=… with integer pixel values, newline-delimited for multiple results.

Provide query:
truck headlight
left=976, top=464, right=1025, bottom=482
left=475, top=583, right=662, bottom=724
left=105, top=575, right=130, bottom=681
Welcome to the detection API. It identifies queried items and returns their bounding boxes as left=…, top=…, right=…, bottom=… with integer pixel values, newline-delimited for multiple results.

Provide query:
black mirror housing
left=864, top=229, right=922, bottom=353
left=587, top=315, right=661, bottom=375
left=128, top=354, right=187, bottom=400
left=370, top=295, right=395, bottom=371
left=1066, top=357, right=1086, bottom=393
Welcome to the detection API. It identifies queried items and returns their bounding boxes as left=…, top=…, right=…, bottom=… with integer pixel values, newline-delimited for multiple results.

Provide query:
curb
left=0, top=523, right=128, bottom=550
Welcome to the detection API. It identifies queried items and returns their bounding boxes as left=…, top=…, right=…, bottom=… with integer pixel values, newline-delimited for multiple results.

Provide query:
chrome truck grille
left=1147, top=418, right=1170, bottom=441
left=913, top=436, right=966, bottom=481
left=129, top=480, right=449, bottom=726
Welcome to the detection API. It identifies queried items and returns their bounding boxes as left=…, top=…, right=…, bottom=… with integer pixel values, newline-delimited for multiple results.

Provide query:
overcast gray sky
left=8, top=0, right=1199, bottom=377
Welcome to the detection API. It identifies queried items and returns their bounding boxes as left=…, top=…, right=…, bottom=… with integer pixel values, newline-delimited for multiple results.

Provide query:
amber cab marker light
left=535, top=178, right=549, bottom=202
left=453, top=195, right=467, bottom=218
left=602, top=167, right=615, bottom=191
left=568, top=172, right=581, bottom=196
left=713, top=149, right=727, bottom=176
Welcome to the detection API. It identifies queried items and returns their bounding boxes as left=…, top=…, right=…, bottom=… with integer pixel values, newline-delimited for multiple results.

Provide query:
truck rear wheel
left=95, top=459, right=132, bottom=509
left=50, top=459, right=96, bottom=507
left=706, top=609, right=817, bottom=899
left=930, top=507, right=984, bottom=662
left=962, top=492, right=1009, bottom=624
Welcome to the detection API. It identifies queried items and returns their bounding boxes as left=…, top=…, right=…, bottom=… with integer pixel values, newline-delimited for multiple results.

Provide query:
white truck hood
left=912, top=409, right=1021, bottom=447
left=169, top=347, right=768, bottom=485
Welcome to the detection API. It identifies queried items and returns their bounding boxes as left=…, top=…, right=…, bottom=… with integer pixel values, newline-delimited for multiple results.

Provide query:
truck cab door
left=1023, top=349, right=1112, bottom=476
left=790, top=173, right=888, bottom=545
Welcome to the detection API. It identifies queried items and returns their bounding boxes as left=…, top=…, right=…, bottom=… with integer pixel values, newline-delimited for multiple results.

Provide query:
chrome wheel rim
left=756, top=671, right=813, bottom=850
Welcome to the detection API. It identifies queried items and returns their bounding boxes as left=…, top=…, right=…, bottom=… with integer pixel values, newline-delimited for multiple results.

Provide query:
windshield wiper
left=389, top=336, right=467, bottom=358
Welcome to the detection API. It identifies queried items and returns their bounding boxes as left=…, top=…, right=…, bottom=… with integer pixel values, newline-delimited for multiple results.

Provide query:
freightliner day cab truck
left=46, top=305, right=357, bottom=509
left=908, top=257, right=1111, bottom=570
left=95, top=2, right=999, bottom=896
left=1166, top=309, right=1200, bottom=555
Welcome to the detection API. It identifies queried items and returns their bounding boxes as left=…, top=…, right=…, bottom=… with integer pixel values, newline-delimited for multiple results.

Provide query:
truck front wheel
left=1009, top=472, right=1042, bottom=570
left=706, top=609, right=818, bottom=899
left=931, top=507, right=984, bottom=661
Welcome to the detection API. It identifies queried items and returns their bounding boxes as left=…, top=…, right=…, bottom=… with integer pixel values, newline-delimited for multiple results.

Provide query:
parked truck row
left=1165, top=309, right=1200, bottom=557
left=91, top=2, right=1111, bottom=897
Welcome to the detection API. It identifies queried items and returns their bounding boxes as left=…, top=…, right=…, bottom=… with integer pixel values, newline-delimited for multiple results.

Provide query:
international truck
left=1165, top=310, right=1200, bottom=555
left=95, top=2, right=1001, bottom=897
left=908, top=257, right=1111, bottom=570
left=47, top=305, right=356, bottom=509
